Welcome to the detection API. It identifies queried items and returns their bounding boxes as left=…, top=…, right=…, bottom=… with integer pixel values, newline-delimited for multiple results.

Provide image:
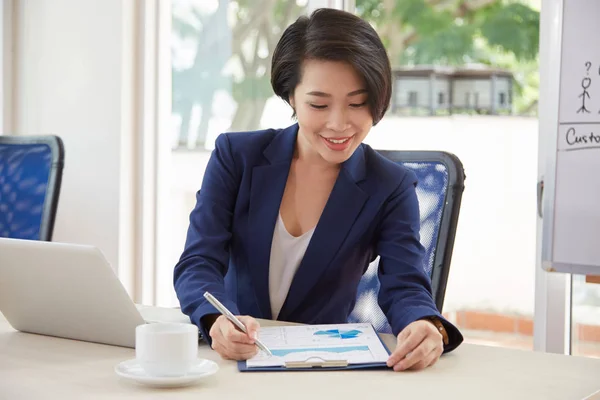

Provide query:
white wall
left=394, top=77, right=451, bottom=110
left=13, top=0, right=138, bottom=294
left=452, top=79, right=492, bottom=108
left=395, top=77, right=430, bottom=107
left=1, top=1, right=14, bottom=133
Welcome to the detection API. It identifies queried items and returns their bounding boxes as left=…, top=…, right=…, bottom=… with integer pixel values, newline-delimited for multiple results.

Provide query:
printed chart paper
left=246, top=323, right=389, bottom=368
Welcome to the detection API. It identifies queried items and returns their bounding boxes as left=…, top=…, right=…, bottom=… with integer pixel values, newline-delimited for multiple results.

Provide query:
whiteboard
left=543, top=0, right=600, bottom=274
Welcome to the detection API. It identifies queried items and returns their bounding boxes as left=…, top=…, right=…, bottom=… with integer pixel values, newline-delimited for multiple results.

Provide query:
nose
left=326, top=107, right=350, bottom=133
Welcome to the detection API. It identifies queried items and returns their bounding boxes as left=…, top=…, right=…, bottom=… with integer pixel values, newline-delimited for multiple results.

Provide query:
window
left=171, top=0, right=308, bottom=151
left=155, top=0, right=317, bottom=306
left=499, top=92, right=506, bottom=106
left=355, top=0, right=541, bottom=352
left=438, top=92, right=444, bottom=105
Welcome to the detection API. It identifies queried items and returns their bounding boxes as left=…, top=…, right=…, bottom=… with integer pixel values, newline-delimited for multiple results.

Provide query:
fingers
left=216, top=317, right=255, bottom=347
left=411, top=345, right=443, bottom=371
left=387, top=325, right=427, bottom=367
left=238, top=315, right=260, bottom=340
left=220, top=320, right=255, bottom=345
left=425, top=345, right=444, bottom=368
left=208, top=315, right=260, bottom=361
left=212, top=341, right=258, bottom=360
left=211, top=341, right=233, bottom=360
left=387, top=320, right=445, bottom=372
left=394, top=339, right=441, bottom=371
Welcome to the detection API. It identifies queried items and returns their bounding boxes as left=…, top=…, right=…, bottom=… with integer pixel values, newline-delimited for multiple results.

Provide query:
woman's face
left=290, top=59, right=373, bottom=166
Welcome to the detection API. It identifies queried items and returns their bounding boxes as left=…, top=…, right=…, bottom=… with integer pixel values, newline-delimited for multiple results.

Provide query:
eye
left=309, top=104, right=327, bottom=110
left=350, top=102, right=367, bottom=108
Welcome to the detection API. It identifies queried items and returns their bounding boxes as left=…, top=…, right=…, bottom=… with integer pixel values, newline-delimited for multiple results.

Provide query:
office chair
left=348, top=151, right=465, bottom=333
left=0, top=135, right=64, bottom=241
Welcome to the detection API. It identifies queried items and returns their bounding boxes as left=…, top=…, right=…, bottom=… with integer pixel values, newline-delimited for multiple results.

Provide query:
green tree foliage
left=357, top=0, right=540, bottom=114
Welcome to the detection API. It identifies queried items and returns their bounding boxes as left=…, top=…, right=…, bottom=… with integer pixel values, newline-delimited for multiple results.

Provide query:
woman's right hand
left=208, top=315, right=260, bottom=360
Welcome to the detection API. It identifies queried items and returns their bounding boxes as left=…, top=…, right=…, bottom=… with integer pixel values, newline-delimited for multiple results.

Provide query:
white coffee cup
left=135, top=323, right=198, bottom=377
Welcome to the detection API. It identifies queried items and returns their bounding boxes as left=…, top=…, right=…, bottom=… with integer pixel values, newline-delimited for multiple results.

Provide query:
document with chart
left=243, top=323, right=390, bottom=370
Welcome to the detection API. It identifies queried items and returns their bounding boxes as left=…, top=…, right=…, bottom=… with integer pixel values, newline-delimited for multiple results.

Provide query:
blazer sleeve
left=173, top=133, right=241, bottom=341
left=376, top=169, right=463, bottom=353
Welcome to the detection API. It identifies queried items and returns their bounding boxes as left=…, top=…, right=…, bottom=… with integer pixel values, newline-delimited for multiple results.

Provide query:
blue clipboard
left=237, top=359, right=390, bottom=372
left=238, top=326, right=392, bottom=372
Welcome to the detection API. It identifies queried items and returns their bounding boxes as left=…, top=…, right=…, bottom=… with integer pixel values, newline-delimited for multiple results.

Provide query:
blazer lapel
left=247, top=124, right=298, bottom=319
left=278, top=145, right=369, bottom=320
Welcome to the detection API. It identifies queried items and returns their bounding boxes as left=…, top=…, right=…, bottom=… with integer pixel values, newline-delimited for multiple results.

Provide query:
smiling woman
left=173, top=7, right=463, bottom=371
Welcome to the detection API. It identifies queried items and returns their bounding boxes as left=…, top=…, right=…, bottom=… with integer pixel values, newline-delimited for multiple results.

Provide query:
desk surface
left=1, top=311, right=599, bottom=400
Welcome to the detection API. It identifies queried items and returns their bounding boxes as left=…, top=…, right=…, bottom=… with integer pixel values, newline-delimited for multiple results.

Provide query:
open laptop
left=0, top=238, right=192, bottom=348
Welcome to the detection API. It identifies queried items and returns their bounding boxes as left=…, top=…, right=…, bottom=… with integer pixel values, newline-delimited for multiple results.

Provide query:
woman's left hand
left=386, top=320, right=444, bottom=372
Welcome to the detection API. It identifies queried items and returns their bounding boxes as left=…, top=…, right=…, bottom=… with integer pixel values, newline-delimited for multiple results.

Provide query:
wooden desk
left=1, top=311, right=599, bottom=400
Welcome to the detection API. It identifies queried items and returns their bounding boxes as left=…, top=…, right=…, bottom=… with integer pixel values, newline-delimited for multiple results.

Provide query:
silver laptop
left=0, top=238, right=192, bottom=348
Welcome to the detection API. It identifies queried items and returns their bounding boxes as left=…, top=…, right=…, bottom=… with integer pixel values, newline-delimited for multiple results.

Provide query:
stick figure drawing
left=578, top=77, right=591, bottom=114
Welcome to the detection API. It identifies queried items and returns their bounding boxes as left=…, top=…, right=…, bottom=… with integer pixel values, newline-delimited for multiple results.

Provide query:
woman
left=174, top=8, right=463, bottom=371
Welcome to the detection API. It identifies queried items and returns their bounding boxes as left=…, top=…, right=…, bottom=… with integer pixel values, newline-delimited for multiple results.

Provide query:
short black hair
left=271, top=8, right=392, bottom=125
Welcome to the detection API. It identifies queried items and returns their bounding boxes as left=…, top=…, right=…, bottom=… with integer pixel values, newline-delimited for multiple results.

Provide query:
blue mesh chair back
left=348, top=151, right=465, bottom=333
left=0, top=135, right=64, bottom=241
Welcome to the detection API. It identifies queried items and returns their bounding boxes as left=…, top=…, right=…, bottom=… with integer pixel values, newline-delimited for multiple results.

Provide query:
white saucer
left=115, top=358, right=219, bottom=388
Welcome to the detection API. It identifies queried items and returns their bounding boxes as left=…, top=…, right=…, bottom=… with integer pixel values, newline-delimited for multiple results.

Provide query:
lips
left=320, top=135, right=354, bottom=151
left=323, top=137, right=351, bottom=144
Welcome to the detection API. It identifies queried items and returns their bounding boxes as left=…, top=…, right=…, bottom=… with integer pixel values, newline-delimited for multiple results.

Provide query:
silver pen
left=203, top=291, right=273, bottom=356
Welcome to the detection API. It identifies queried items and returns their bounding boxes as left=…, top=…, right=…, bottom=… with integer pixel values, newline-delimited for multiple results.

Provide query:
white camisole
left=268, top=213, right=315, bottom=320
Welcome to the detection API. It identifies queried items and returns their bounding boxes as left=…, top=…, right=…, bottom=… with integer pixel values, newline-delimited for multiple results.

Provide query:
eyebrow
left=306, top=89, right=368, bottom=97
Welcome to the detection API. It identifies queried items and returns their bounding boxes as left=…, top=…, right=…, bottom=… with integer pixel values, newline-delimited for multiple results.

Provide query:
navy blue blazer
left=174, top=124, right=463, bottom=352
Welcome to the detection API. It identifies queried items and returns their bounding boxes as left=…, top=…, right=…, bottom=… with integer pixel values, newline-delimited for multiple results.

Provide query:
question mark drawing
left=578, top=62, right=592, bottom=113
